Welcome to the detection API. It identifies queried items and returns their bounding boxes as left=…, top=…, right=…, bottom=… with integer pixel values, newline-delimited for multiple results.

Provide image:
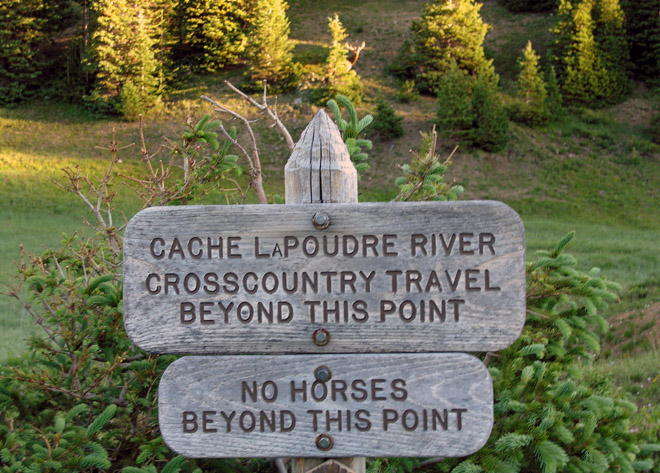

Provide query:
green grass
left=591, top=349, right=660, bottom=409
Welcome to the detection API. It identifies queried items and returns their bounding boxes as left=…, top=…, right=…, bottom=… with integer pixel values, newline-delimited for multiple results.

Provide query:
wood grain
left=285, top=107, right=362, bottom=470
left=123, top=201, right=525, bottom=353
left=158, top=354, right=493, bottom=458
left=304, top=460, right=357, bottom=473
left=284, top=110, right=358, bottom=204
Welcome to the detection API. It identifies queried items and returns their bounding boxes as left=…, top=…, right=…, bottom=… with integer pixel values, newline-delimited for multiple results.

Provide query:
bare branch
left=201, top=94, right=268, bottom=204
left=214, top=81, right=294, bottom=152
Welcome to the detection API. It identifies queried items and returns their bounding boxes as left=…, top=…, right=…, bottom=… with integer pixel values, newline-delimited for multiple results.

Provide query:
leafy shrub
left=0, top=113, right=252, bottom=473
left=509, top=41, right=550, bottom=127
left=396, top=0, right=491, bottom=94
left=244, top=0, right=300, bottom=92
left=434, top=232, right=658, bottom=473
left=119, top=80, right=161, bottom=122
left=327, top=95, right=373, bottom=176
left=394, top=127, right=464, bottom=202
left=371, top=98, right=404, bottom=140
left=546, top=65, right=565, bottom=121
left=396, top=80, right=420, bottom=103
left=310, top=71, right=362, bottom=105
left=0, top=0, right=47, bottom=105
left=436, top=61, right=477, bottom=145
left=309, top=14, right=363, bottom=104
left=649, top=114, right=660, bottom=144
left=470, top=70, right=510, bottom=151
left=436, top=62, right=509, bottom=151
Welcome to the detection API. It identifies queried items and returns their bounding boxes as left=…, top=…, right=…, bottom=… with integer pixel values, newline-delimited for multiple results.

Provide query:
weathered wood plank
left=305, top=460, right=357, bottom=473
left=284, top=110, right=358, bottom=204
left=291, top=457, right=365, bottom=473
left=123, top=200, right=525, bottom=353
left=158, top=354, right=493, bottom=458
left=285, top=108, right=364, bottom=471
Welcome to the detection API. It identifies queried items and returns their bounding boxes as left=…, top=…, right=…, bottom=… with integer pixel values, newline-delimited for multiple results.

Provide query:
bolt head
left=315, top=365, right=332, bottom=383
left=316, top=434, right=333, bottom=451
left=313, top=329, right=330, bottom=346
left=312, top=212, right=330, bottom=230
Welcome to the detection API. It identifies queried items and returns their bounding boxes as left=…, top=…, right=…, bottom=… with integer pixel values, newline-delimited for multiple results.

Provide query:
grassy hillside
left=1, top=0, right=658, bottom=419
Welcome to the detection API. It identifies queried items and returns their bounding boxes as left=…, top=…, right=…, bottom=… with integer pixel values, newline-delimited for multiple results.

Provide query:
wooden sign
left=123, top=200, right=525, bottom=353
left=158, top=353, right=493, bottom=458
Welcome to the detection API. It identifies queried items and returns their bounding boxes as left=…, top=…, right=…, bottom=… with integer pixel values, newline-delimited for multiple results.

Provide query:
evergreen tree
left=175, top=0, right=249, bottom=72
left=621, top=0, right=660, bottom=81
left=371, top=97, right=404, bottom=139
left=86, top=0, right=161, bottom=117
left=436, top=61, right=509, bottom=151
left=553, top=0, right=631, bottom=105
left=551, top=0, right=575, bottom=85
left=244, top=0, right=298, bottom=90
left=594, top=0, right=632, bottom=102
left=470, top=68, right=510, bottom=152
left=311, top=14, right=362, bottom=104
left=436, top=60, right=476, bottom=144
left=409, top=0, right=492, bottom=93
left=0, top=0, right=47, bottom=104
left=326, top=13, right=350, bottom=79
left=436, top=233, right=650, bottom=473
left=559, top=0, right=610, bottom=105
left=546, top=65, right=564, bottom=120
left=514, top=41, right=550, bottom=126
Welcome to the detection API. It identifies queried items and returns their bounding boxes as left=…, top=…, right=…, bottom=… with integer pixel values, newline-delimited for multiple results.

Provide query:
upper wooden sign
left=158, top=353, right=493, bottom=458
left=123, top=200, right=525, bottom=353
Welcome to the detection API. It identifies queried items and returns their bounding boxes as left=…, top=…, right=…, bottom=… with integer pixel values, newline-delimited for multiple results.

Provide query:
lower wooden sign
left=158, top=353, right=493, bottom=458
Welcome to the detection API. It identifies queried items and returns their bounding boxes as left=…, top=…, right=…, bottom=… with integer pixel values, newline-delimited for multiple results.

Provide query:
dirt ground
left=604, top=301, right=660, bottom=356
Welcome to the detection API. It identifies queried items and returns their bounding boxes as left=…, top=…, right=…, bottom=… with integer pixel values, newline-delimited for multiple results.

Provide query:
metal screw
left=316, top=434, right=333, bottom=451
left=312, top=212, right=330, bottom=230
left=312, top=328, right=330, bottom=346
left=314, top=365, right=332, bottom=383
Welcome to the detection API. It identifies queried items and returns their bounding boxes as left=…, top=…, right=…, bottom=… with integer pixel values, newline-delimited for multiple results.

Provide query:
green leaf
left=26, top=276, right=47, bottom=292
left=354, top=138, right=373, bottom=149
left=88, top=295, right=114, bottom=307
left=639, top=444, right=660, bottom=455
left=535, top=440, right=569, bottom=473
left=495, top=433, right=533, bottom=452
left=80, top=454, right=112, bottom=469
left=520, top=343, right=546, bottom=359
left=206, top=120, right=221, bottom=130
left=451, top=460, right=482, bottom=473
left=356, top=114, right=374, bottom=132
left=632, top=459, right=654, bottom=471
left=551, top=231, right=575, bottom=257
left=86, top=274, right=114, bottom=294
left=42, top=460, right=63, bottom=469
left=87, top=404, right=117, bottom=437
left=521, top=365, right=534, bottom=382
left=162, top=455, right=187, bottom=473
left=193, top=114, right=211, bottom=133
left=336, top=95, right=358, bottom=128
left=85, top=441, right=108, bottom=458
left=54, top=416, right=65, bottom=434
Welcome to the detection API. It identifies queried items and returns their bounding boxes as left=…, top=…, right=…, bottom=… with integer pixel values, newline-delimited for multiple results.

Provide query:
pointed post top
left=284, top=109, right=358, bottom=204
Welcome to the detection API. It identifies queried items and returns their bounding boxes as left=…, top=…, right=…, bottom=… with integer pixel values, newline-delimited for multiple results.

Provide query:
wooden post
left=285, top=109, right=365, bottom=473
